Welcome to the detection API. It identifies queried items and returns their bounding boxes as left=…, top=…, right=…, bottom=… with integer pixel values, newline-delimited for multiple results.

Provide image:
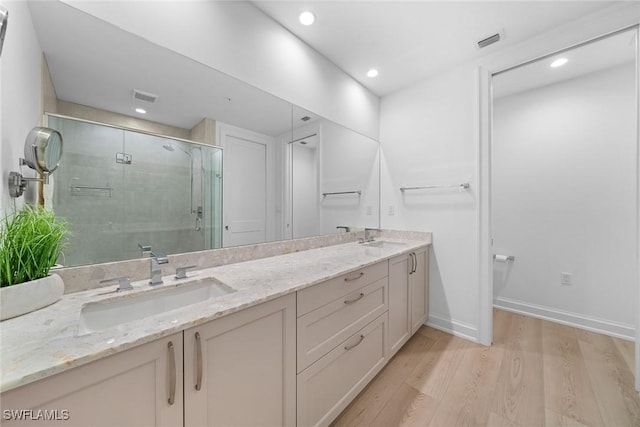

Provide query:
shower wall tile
left=49, top=116, right=223, bottom=268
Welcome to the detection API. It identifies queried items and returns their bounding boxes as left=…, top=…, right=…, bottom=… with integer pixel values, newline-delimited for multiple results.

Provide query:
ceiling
left=29, top=1, right=300, bottom=136
left=493, top=29, right=636, bottom=99
left=28, top=0, right=631, bottom=134
left=253, top=1, right=624, bottom=96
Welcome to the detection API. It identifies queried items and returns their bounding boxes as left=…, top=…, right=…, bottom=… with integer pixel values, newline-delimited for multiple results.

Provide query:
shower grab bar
left=322, top=190, right=361, bottom=197
left=400, top=183, right=470, bottom=192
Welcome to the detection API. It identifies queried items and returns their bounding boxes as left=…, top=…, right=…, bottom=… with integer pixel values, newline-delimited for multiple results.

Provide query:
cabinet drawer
left=297, top=313, right=387, bottom=427
left=297, top=277, right=388, bottom=372
left=298, top=261, right=388, bottom=316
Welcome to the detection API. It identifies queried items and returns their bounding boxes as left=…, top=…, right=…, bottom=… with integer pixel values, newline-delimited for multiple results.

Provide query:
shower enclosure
left=47, top=115, right=223, bottom=267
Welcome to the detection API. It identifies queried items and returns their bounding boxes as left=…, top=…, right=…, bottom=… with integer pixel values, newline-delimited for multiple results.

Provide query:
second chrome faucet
left=149, top=251, right=169, bottom=285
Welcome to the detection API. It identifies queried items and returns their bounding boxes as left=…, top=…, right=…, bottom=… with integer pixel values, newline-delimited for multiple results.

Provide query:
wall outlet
left=366, top=206, right=372, bottom=216
left=388, top=205, right=395, bottom=216
left=561, top=272, right=572, bottom=286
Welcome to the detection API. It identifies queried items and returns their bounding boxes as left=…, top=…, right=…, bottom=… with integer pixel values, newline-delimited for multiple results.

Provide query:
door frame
left=478, top=23, right=640, bottom=389
left=283, top=122, right=322, bottom=239
left=217, top=122, right=276, bottom=245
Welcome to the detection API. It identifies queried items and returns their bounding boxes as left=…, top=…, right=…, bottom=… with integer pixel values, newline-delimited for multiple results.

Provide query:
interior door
left=222, top=133, right=267, bottom=247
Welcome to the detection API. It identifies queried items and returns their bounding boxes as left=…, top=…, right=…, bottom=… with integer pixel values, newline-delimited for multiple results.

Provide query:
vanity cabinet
left=388, top=246, right=429, bottom=357
left=1, top=294, right=295, bottom=427
left=296, top=262, right=389, bottom=427
left=410, top=247, right=429, bottom=334
left=0, top=245, right=430, bottom=427
left=0, top=332, right=184, bottom=427
left=183, top=294, right=296, bottom=427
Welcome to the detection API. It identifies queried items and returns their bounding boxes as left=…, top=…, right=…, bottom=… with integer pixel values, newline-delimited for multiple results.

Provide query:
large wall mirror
left=29, top=1, right=380, bottom=267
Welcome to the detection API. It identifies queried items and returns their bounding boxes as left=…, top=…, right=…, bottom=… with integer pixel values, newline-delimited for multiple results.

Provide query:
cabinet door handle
left=413, top=253, right=418, bottom=274
left=344, top=334, right=365, bottom=351
left=344, top=272, right=364, bottom=282
left=195, top=332, right=203, bottom=391
left=411, top=253, right=417, bottom=274
left=168, top=341, right=176, bottom=405
left=408, top=253, right=414, bottom=275
left=344, top=292, right=365, bottom=305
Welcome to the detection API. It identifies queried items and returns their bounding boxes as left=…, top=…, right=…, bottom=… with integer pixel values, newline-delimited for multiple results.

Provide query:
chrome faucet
left=364, top=228, right=382, bottom=243
left=149, top=251, right=169, bottom=285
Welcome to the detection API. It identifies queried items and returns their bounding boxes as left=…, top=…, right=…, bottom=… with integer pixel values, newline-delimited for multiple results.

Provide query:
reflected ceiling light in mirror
left=135, top=107, right=147, bottom=114
left=299, top=11, right=315, bottom=26
left=550, top=57, right=568, bottom=68
left=366, top=68, right=379, bottom=78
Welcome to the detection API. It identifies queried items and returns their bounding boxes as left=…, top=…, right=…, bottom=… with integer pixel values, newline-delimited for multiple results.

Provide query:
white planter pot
left=0, top=274, right=64, bottom=321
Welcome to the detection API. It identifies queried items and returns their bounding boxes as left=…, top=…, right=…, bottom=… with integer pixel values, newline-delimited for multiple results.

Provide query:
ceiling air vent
left=133, top=89, right=158, bottom=104
left=477, top=32, right=502, bottom=49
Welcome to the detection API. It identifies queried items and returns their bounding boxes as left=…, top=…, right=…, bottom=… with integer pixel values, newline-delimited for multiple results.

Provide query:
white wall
left=319, top=120, right=380, bottom=235
left=493, top=63, right=637, bottom=338
left=380, top=4, right=639, bottom=342
left=0, top=1, right=43, bottom=213
left=380, top=64, right=480, bottom=339
left=61, top=1, right=379, bottom=140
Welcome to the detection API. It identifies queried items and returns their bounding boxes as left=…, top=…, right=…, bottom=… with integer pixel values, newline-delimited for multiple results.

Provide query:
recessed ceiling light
left=299, top=11, right=315, bottom=26
left=367, top=68, right=379, bottom=78
left=135, top=108, right=147, bottom=114
left=550, top=58, right=568, bottom=68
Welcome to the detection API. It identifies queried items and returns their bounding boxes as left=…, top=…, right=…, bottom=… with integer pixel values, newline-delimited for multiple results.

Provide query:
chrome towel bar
left=400, top=183, right=470, bottom=192
left=322, top=190, right=361, bottom=197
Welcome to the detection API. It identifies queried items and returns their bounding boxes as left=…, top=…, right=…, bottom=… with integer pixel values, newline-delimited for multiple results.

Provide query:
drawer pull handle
left=195, top=332, right=203, bottom=391
left=344, top=334, right=365, bottom=351
left=168, top=341, right=176, bottom=405
left=344, top=272, right=364, bottom=282
left=344, top=293, right=365, bottom=305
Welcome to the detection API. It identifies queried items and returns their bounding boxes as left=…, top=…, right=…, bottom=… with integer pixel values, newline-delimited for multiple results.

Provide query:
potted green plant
left=0, top=205, right=69, bottom=320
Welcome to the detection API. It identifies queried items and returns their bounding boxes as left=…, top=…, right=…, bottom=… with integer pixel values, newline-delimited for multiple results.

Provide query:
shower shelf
left=400, top=183, right=470, bottom=192
left=70, top=185, right=113, bottom=197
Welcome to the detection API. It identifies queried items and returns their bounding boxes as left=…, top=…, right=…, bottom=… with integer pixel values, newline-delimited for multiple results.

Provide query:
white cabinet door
left=388, top=253, right=411, bottom=356
left=184, top=294, right=296, bottom=427
left=410, top=247, right=429, bottom=334
left=0, top=333, right=183, bottom=427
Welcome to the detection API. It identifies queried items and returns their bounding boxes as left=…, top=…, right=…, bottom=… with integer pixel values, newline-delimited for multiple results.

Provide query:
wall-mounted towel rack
left=400, top=183, right=470, bottom=192
left=322, top=190, right=361, bottom=197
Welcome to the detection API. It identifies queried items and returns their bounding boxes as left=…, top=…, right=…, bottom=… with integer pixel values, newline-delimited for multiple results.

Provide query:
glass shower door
left=48, top=116, right=126, bottom=266
left=122, top=131, right=207, bottom=258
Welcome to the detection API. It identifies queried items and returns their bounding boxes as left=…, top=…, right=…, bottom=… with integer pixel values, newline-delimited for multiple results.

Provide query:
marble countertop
left=0, top=238, right=430, bottom=393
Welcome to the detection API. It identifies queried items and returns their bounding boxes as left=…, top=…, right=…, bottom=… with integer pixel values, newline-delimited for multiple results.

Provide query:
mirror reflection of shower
left=162, top=141, right=204, bottom=231
left=46, top=115, right=223, bottom=266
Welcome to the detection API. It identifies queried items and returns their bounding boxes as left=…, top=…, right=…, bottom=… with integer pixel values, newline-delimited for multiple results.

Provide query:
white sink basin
left=363, top=240, right=408, bottom=248
left=78, top=279, right=234, bottom=335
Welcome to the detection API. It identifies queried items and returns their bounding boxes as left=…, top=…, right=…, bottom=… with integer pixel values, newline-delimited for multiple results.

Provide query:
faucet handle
left=138, top=243, right=152, bottom=257
left=100, top=276, right=133, bottom=291
left=175, top=265, right=197, bottom=280
left=364, top=227, right=382, bottom=242
left=151, top=250, right=169, bottom=264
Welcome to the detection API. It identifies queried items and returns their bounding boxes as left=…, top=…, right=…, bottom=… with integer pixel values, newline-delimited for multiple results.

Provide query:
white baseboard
left=494, top=297, right=635, bottom=341
left=426, top=314, right=478, bottom=343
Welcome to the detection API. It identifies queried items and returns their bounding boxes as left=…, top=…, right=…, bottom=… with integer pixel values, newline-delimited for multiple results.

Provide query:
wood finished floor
left=331, top=309, right=640, bottom=427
